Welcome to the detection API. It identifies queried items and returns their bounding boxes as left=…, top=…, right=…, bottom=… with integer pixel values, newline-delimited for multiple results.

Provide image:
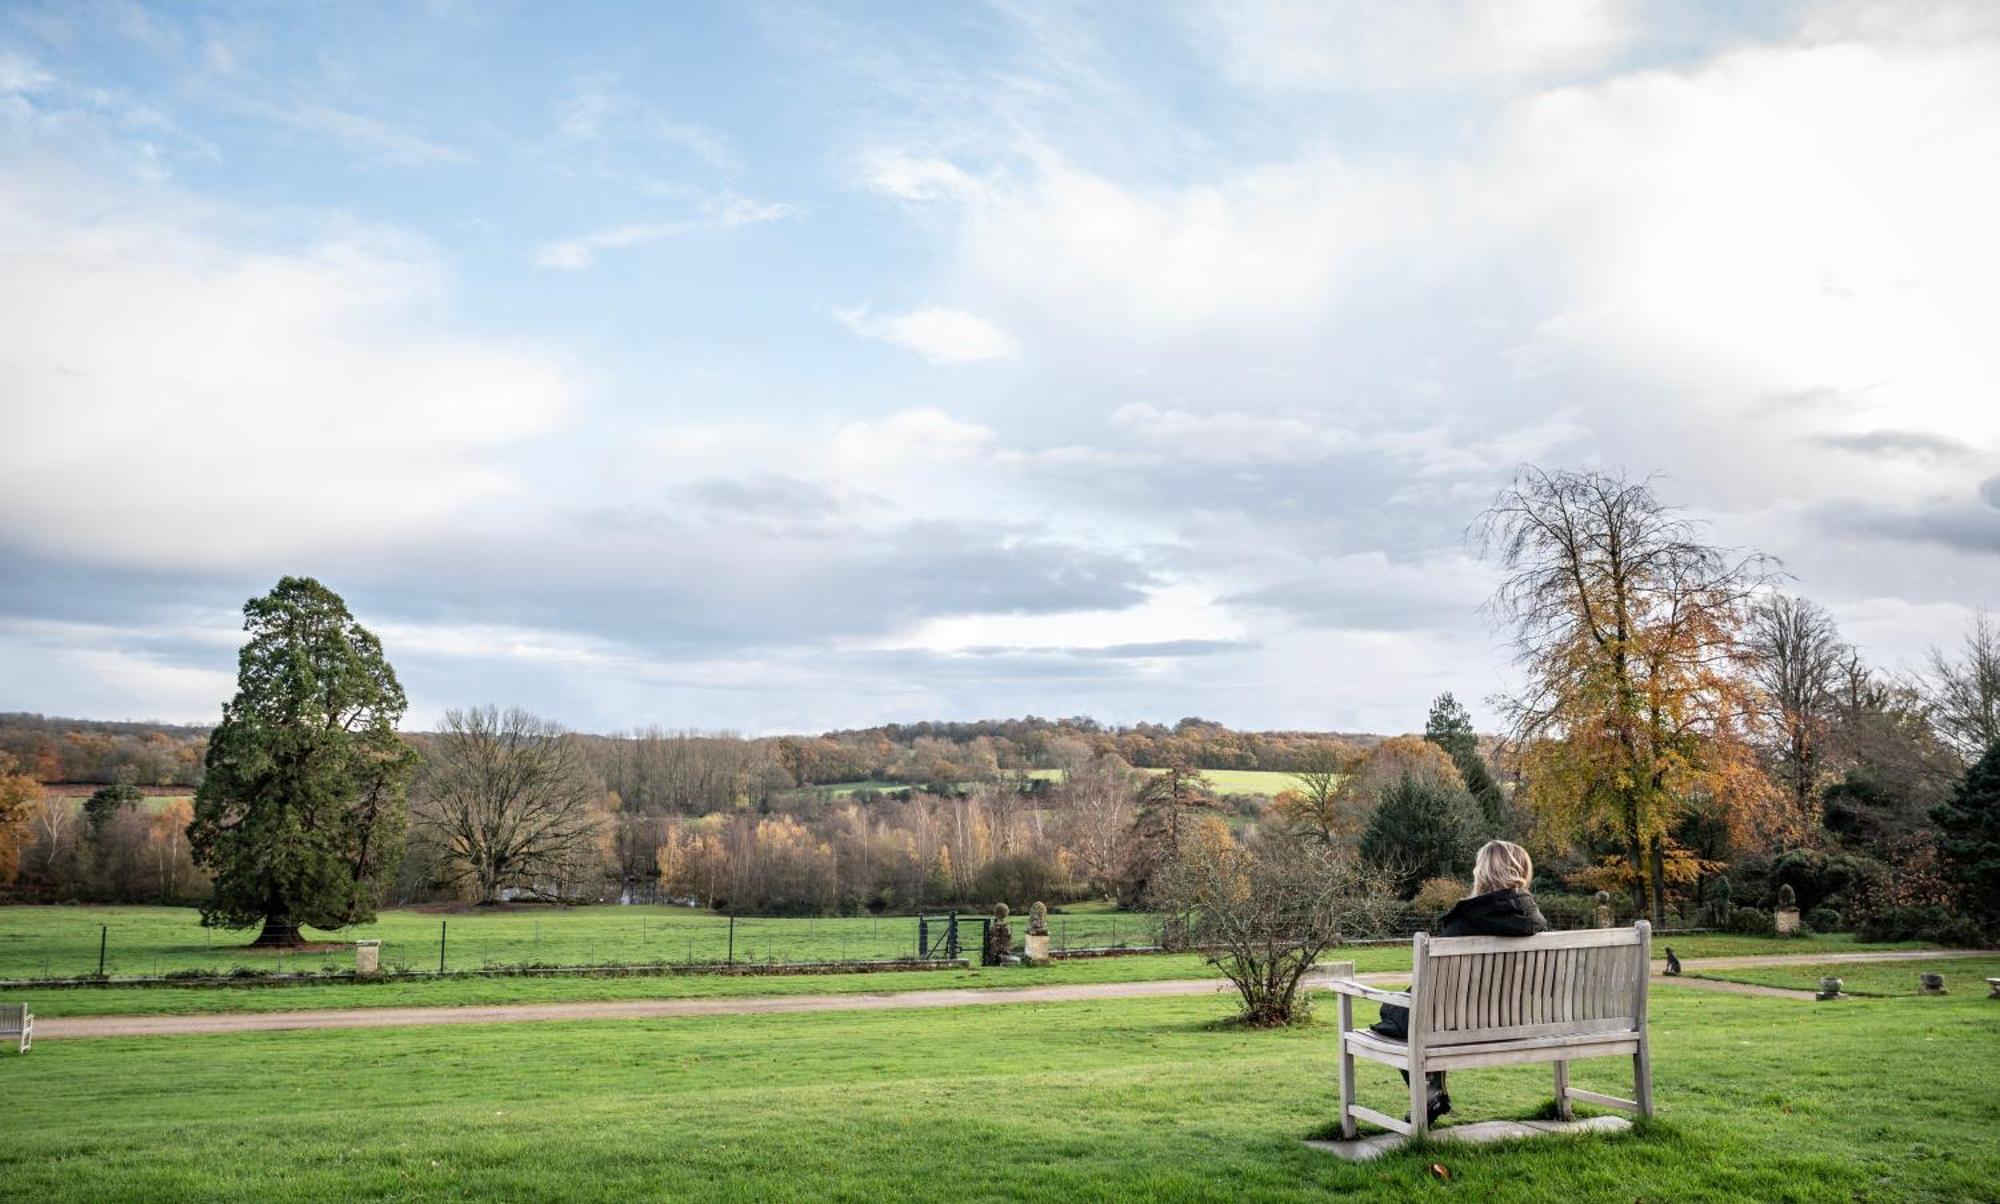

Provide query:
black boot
left=1426, top=1073, right=1451, bottom=1125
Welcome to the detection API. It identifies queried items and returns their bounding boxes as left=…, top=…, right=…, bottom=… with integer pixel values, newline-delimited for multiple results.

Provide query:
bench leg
left=1633, top=1041, right=1654, bottom=1119
left=1337, top=996, right=1357, bottom=1139
left=1408, top=1060, right=1429, bottom=1139
left=1553, top=1059, right=1572, bottom=1121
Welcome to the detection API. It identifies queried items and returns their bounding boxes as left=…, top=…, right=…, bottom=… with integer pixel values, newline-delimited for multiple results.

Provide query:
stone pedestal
left=1023, top=933, right=1051, bottom=966
left=1775, top=907, right=1800, bottom=935
left=1918, top=973, right=1946, bottom=996
left=355, top=939, right=381, bottom=977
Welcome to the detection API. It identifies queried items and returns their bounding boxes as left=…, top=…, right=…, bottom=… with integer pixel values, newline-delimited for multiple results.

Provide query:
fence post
left=918, top=915, right=928, bottom=959
left=98, top=925, right=107, bottom=977
left=728, top=914, right=736, bottom=965
left=439, top=920, right=447, bottom=975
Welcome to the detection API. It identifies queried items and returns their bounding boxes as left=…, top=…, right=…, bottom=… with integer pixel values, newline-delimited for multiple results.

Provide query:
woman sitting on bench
left=1370, top=839, right=1547, bottom=1125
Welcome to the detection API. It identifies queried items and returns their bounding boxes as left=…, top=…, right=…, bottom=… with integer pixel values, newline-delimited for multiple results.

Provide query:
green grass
left=0, top=925, right=1940, bottom=1019
left=3, top=981, right=1997, bottom=1201
left=0, top=903, right=1167, bottom=981
left=1691, top=955, right=2000, bottom=998
left=1184, top=768, right=1297, bottom=797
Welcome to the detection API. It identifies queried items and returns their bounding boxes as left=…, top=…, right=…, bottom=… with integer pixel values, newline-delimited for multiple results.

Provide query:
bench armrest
left=1323, top=980, right=1410, bottom=1007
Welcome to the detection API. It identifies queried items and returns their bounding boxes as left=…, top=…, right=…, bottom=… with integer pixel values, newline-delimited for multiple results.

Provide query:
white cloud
left=828, top=407, right=997, bottom=474
left=1194, top=0, right=1639, bottom=92
left=534, top=193, right=799, bottom=269
left=552, top=78, right=741, bottom=172
left=0, top=169, right=575, bottom=569
left=254, top=100, right=469, bottom=165
left=835, top=304, right=1019, bottom=363
left=858, top=148, right=986, bottom=202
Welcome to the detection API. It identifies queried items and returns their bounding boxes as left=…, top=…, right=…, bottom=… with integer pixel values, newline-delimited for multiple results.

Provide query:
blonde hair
left=1472, top=840, right=1533, bottom=896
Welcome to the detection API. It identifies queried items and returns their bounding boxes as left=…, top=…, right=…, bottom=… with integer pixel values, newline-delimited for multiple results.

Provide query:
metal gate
left=917, top=912, right=991, bottom=963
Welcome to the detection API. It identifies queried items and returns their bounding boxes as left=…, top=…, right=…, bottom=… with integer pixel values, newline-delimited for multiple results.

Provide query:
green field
left=0, top=904, right=1924, bottom=985
left=1182, top=768, right=1297, bottom=797
left=0, top=904, right=1173, bottom=981
left=3, top=976, right=1997, bottom=1201
left=0, top=909, right=1937, bottom=1019
left=1692, top=955, right=2000, bottom=998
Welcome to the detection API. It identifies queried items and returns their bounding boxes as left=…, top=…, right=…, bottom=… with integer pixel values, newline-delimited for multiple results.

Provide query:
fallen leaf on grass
left=1428, top=1163, right=1450, bottom=1181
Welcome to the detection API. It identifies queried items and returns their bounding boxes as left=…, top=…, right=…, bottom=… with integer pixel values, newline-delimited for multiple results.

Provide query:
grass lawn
left=1691, top=955, right=2000, bottom=998
left=2, top=982, right=1996, bottom=1201
left=0, top=903, right=1171, bottom=981
left=0, top=930, right=1939, bottom=1018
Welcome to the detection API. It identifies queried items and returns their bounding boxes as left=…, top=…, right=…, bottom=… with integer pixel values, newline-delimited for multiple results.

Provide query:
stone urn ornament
left=1775, top=883, right=1801, bottom=936
left=985, top=903, right=1014, bottom=965
left=1023, top=901, right=1052, bottom=966
left=1918, top=973, right=1946, bottom=996
left=1817, top=976, right=1843, bottom=1001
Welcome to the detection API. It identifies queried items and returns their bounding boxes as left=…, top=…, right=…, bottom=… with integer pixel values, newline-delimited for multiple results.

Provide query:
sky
left=1, top=0, right=1997, bottom=737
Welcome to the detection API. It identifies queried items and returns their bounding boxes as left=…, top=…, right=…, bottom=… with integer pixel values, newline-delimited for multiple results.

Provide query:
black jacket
left=1371, top=889, right=1548, bottom=1039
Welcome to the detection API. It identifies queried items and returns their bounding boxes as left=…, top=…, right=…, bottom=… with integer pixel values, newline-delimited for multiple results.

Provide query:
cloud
left=534, top=193, right=798, bottom=269
left=253, top=100, right=469, bottom=165
left=858, top=149, right=986, bottom=202
left=1222, top=551, right=1494, bottom=632
left=0, top=167, right=573, bottom=570
left=551, top=78, right=742, bottom=172
left=835, top=305, right=1018, bottom=363
left=1192, top=0, right=1639, bottom=93
left=1808, top=429, right=1982, bottom=462
left=1816, top=493, right=2000, bottom=557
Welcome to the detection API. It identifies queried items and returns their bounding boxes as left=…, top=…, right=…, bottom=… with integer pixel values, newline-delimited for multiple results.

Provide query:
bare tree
left=1152, top=833, right=1398, bottom=1026
left=1745, top=593, right=1848, bottom=831
left=1923, top=612, right=2000, bottom=764
left=1053, top=757, right=1137, bottom=900
left=416, top=707, right=608, bottom=903
left=1281, top=742, right=1349, bottom=844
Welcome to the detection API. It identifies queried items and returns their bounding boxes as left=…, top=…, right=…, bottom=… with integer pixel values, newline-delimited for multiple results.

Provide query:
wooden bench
left=1328, top=922, right=1654, bottom=1139
left=1, top=1003, right=31, bottom=1054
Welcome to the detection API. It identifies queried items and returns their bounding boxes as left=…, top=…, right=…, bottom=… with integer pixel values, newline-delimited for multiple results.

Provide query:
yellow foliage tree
left=0, top=753, right=38, bottom=883
left=1478, top=467, right=1783, bottom=923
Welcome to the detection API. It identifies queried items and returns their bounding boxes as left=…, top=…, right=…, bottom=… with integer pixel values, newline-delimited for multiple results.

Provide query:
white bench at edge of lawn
left=1, top=1003, right=31, bottom=1054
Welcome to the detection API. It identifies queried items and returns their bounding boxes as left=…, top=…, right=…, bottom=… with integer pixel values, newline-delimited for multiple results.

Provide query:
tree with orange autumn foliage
left=0, top=752, right=40, bottom=883
left=1477, top=467, right=1784, bottom=923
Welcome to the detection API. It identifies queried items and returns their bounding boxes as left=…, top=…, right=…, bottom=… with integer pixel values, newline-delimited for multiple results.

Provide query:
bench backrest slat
left=1417, top=922, right=1649, bottom=1047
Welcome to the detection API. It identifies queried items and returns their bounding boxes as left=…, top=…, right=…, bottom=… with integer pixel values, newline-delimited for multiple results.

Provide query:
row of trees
left=4, top=461, right=1996, bottom=960
left=0, top=715, right=206, bottom=788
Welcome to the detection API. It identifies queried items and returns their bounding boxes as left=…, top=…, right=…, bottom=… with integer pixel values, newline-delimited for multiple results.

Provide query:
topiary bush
left=1805, top=906, right=1844, bottom=933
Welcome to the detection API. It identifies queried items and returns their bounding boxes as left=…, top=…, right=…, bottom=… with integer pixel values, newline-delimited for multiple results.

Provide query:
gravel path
left=32, top=949, right=1991, bottom=1040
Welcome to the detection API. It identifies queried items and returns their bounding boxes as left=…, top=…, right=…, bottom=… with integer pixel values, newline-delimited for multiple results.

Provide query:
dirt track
left=31, top=949, right=1988, bottom=1040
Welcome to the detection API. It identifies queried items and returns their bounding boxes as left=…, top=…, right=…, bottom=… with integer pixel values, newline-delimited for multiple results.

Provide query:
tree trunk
left=1626, top=832, right=1648, bottom=917
left=251, top=916, right=303, bottom=947
left=1647, top=838, right=1668, bottom=926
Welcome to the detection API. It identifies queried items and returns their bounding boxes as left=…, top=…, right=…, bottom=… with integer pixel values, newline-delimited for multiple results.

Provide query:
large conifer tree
left=189, top=577, right=416, bottom=945
left=1932, top=739, right=2000, bottom=936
